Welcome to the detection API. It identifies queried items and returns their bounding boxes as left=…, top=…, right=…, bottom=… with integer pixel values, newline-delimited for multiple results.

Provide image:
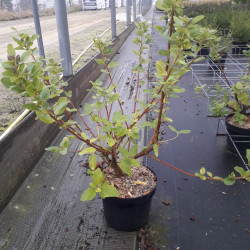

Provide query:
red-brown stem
left=165, top=8, right=174, bottom=73
left=147, top=154, right=247, bottom=182
left=103, top=96, right=110, bottom=120
left=65, top=110, right=82, bottom=133
left=133, top=41, right=143, bottom=113
left=46, top=110, right=112, bottom=155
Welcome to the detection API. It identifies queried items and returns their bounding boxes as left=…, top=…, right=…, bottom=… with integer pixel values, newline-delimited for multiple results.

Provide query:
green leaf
left=119, top=158, right=132, bottom=176
left=168, top=125, right=178, bottom=133
left=107, top=137, right=116, bottom=147
left=81, top=187, right=96, bottom=201
left=158, top=50, right=168, bottom=56
left=154, top=25, right=164, bottom=32
left=94, top=58, right=104, bottom=65
left=236, top=82, right=243, bottom=90
left=223, top=176, right=236, bottom=186
left=92, top=114, right=101, bottom=123
left=79, top=147, right=96, bottom=155
left=7, top=44, right=15, bottom=56
left=22, top=103, right=38, bottom=111
left=192, top=15, right=204, bottom=24
left=156, top=60, right=166, bottom=76
left=108, top=62, right=120, bottom=68
left=140, top=121, right=153, bottom=128
left=20, top=50, right=32, bottom=62
left=1, top=77, right=14, bottom=88
left=53, top=97, right=68, bottom=115
left=234, top=167, right=246, bottom=177
left=89, top=154, right=97, bottom=170
left=153, top=144, right=159, bottom=157
left=200, top=167, right=206, bottom=175
left=100, top=181, right=119, bottom=199
left=246, top=149, right=250, bottom=165
left=130, top=144, right=138, bottom=157
left=36, top=111, right=55, bottom=124
left=45, top=146, right=59, bottom=152
left=207, top=172, right=213, bottom=177
left=119, top=147, right=129, bottom=158
left=179, top=130, right=191, bottom=134
left=173, top=88, right=185, bottom=93
left=84, top=103, right=92, bottom=115
left=92, top=168, right=105, bottom=184
left=112, top=110, right=122, bottom=123
left=130, top=159, right=140, bottom=167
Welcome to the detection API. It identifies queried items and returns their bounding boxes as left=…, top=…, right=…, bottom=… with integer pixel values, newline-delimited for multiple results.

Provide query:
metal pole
left=133, top=0, right=136, bottom=22
left=111, top=0, right=116, bottom=39
left=30, top=0, right=45, bottom=64
left=54, top=0, right=73, bottom=77
left=126, top=0, right=131, bottom=26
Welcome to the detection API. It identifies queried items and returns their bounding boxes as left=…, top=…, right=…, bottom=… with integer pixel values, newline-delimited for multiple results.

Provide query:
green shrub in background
left=231, top=11, right=250, bottom=42
left=183, top=1, right=250, bottom=33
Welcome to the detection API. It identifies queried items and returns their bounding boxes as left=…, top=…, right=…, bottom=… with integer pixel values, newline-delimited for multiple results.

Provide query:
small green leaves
left=112, top=110, right=122, bottom=123
left=91, top=114, right=101, bottom=123
left=20, top=50, right=32, bottom=62
left=108, top=62, right=120, bottom=68
left=36, top=111, right=55, bottom=124
left=200, top=167, right=206, bottom=175
left=89, top=154, right=97, bottom=170
left=153, top=144, right=159, bottom=157
left=81, top=187, right=96, bottom=201
left=100, top=181, right=119, bottom=199
left=53, top=97, right=68, bottom=115
left=79, top=147, right=96, bottom=155
left=84, top=103, right=92, bottom=115
left=223, top=176, right=236, bottom=186
left=119, top=158, right=133, bottom=176
left=7, top=44, right=15, bottom=56
left=119, top=147, right=129, bottom=158
left=45, top=146, right=59, bottom=152
left=156, top=60, right=166, bottom=76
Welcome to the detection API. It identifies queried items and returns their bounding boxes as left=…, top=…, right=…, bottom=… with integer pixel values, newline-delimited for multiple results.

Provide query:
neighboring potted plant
left=231, top=11, right=250, bottom=54
left=196, top=47, right=250, bottom=155
left=209, top=32, right=232, bottom=71
left=1, top=0, right=249, bottom=232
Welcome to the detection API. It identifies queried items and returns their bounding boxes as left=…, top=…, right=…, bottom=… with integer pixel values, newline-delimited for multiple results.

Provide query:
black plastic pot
left=102, top=168, right=157, bottom=231
left=232, top=41, right=249, bottom=55
left=209, top=53, right=227, bottom=71
left=225, top=114, right=250, bottom=155
left=198, top=47, right=210, bottom=56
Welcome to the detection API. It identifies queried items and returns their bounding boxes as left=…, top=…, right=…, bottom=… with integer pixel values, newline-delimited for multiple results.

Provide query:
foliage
left=196, top=47, right=250, bottom=125
left=1, top=0, right=249, bottom=202
left=231, top=11, right=250, bottom=42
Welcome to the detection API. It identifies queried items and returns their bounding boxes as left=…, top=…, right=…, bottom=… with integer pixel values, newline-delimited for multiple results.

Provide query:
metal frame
left=191, top=54, right=249, bottom=169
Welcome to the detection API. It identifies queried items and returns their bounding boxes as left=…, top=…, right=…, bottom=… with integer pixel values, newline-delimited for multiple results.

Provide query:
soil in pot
left=103, top=166, right=157, bottom=231
left=225, top=114, right=250, bottom=155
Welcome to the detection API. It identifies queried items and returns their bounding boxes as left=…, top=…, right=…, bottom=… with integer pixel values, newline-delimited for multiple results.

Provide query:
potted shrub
left=196, top=47, right=250, bottom=155
left=209, top=32, right=232, bottom=71
left=231, top=11, right=250, bottom=54
left=1, top=0, right=249, bottom=231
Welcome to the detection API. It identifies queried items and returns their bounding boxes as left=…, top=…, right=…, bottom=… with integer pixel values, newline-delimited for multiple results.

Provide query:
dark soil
left=105, top=165, right=157, bottom=199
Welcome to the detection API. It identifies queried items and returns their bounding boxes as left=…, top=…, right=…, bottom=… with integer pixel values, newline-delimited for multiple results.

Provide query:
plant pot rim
left=225, top=113, right=250, bottom=133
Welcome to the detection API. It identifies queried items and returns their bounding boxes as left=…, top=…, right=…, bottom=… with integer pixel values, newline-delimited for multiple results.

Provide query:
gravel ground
left=0, top=8, right=127, bottom=135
